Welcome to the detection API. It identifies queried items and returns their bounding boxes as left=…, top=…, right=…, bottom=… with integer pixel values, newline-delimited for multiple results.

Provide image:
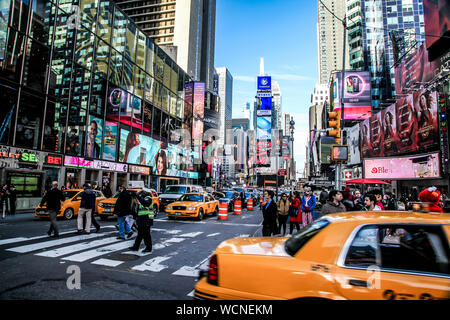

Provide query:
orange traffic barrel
left=234, top=200, right=242, bottom=215
left=218, top=202, right=228, bottom=220
left=247, top=198, right=253, bottom=211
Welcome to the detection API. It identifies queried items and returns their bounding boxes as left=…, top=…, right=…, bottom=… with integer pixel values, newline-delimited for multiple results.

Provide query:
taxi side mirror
left=74, top=196, right=82, bottom=201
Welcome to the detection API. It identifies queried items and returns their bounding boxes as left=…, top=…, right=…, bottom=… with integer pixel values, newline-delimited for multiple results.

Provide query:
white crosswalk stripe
left=62, top=240, right=135, bottom=262
left=91, top=258, right=124, bottom=267
left=35, top=237, right=120, bottom=258
left=172, top=253, right=213, bottom=277
left=132, top=256, right=172, bottom=272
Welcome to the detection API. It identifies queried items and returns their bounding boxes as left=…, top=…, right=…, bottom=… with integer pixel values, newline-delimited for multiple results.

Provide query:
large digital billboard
left=119, top=129, right=161, bottom=167
left=257, top=96, right=272, bottom=116
left=423, top=0, right=450, bottom=50
left=85, top=116, right=103, bottom=159
left=360, top=89, right=439, bottom=158
left=346, top=124, right=360, bottom=165
left=192, top=82, right=205, bottom=141
left=256, top=116, right=271, bottom=140
left=364, top=153, right=440, bottom=179
left=332, top=71, right=372, bottom=120
left=257, top=76, right=271, bottom=90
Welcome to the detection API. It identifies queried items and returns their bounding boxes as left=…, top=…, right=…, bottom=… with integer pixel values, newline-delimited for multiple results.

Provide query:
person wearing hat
left=129, top=187, right=154, bottom=253
left=114, top=185, right=134, bottom=240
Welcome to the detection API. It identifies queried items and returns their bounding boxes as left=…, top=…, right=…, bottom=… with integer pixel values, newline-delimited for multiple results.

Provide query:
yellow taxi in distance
left=194, top=211, right=450, bottom=300
left=165, top=193, right=219, bottom=220
left=35, top=189, right=105, bottom=220
left=97, top=188, right=160, bottom=220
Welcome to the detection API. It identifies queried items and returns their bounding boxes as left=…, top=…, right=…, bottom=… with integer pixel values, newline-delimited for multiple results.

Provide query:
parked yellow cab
left=194, top=211, right=450, bottom=300
left=97, top=188, right=160, bottom=220
left=35, top=189, right=105, bottom=220
left=165, top=193, right=219, bottom=220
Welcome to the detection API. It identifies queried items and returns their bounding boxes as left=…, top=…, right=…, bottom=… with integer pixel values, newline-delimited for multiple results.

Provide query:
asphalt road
left=0, top=207, right=265, bottom=300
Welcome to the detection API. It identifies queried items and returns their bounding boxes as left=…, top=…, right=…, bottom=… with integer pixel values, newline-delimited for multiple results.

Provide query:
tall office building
left=317, top=0, right=349, bottom=84
left=215, top=67, right=233, bottom=148
left=272, top=81, right=282, bottom=130
left=346, top=0, right=425, bottom=110
left=113, top=0, right=216, bottom=91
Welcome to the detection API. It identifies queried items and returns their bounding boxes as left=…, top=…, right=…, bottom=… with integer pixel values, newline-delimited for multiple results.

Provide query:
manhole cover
left=108, top=253, right=140, bottom=261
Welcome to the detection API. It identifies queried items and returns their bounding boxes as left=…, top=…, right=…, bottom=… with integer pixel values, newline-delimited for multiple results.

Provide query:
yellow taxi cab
left=165, top=193, right=219, bottom=220
left=35, top=189, right=105, bottom=220
left=97, top=188, right=160, bottom=220
left=194, top=211, right=450, bottom=300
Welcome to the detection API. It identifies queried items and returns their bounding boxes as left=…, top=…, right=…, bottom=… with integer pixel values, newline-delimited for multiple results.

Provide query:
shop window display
left=16, top=91, right=44, bottom=149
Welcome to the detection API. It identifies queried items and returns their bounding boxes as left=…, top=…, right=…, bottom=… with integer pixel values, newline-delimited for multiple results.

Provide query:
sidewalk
left=0, top=212, right=36, bottom=222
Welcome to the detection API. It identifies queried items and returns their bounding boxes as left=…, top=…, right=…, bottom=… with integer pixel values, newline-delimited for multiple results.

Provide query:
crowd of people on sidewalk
left=260, top=185, right=448, bottom=237
left=39, top=181, right=154, bottom=253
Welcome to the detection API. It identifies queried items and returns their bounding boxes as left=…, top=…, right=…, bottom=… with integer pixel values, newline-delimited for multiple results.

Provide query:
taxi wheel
left=197, top=209, right=204, bottom=221
left=100, top=215, right=108, bottom=221
left=64, top=208, right=74, bottom=220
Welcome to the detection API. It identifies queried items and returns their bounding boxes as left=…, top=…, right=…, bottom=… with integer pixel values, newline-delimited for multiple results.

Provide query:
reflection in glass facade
left=0, top=0, right=193, bottom=167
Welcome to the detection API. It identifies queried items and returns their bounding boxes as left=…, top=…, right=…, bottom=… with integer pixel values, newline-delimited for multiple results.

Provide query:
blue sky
left=214, top=0, right=319, bottom=175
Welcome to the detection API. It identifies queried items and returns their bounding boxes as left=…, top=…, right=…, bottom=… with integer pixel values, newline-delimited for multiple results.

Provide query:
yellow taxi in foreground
left=165, top=193, right=219, bottom=220
left=35, top=189, right=105, bottom=220
left=97, top=188, right=160, bottom=220
left=194, top=211, right=450, bottom=300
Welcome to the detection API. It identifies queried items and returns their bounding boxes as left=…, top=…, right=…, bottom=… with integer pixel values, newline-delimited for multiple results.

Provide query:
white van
left=159, top=185, right=203, bottom=211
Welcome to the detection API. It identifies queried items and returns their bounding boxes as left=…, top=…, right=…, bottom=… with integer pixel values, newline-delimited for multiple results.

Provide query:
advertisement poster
left=369, top=110, right=384, bottom=157
left=396, top=93, right=418, bottom=154
left=0, top=0, right=10, bottom=61
left=346, top=124, right=360, bottom=165
left=153, top=148, right=168, bottom=176
left=183, top=83, right=193, bottom=137
left=257, top=116, right=271, bottom=140
left=364, top=153, right=440, bottom=179
left=414, top=89, right=438, bottom=151
left=85, top=115, right=103, bottom=159
left=103, top=121, right=118, bottom=161
left=256, top=140, right=271, bottom=166
left=332, top=71, right=372, bottom=120
left=257, top=76, right=271, bottom=90
left=65, top=126, right=84, bottom=156
left=394, top=43, right=440, bottom=95
left=257, top=96, right=272, bottom=116
left=192, top=82, right=205, bottom=141
left=119, top=129, right=161, bottom=167
left=381, top=103, right=400, bottom=156
left=107, top=87, right=128, bottom=115
left=359, top=118, right=372, bottom=159
left=423, top=0, right=450, bottom=49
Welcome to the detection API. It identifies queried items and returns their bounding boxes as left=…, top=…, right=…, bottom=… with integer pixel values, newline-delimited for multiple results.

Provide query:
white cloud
left=269, top=73, right=315, bottom=81
left=234, top=75, right=256, bottom=82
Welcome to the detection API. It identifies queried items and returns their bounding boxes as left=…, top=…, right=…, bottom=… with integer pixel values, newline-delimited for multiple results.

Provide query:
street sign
left=331, top=145, right=348, bottom=161
left=278, top=169, right=287, bottom=176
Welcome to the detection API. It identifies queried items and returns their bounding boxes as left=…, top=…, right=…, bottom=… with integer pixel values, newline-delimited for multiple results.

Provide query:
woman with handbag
left=277, top=193, right=290, bottom=236
left=301, top=187, right=317, bottom=227
left=289, top=192, right=301, bottom=235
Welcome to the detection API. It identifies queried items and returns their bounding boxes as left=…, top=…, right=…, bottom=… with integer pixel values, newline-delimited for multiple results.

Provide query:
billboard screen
left=346, top=124, right=360, bottom=165
left=364, top=153, right=440, bottom=179
left=332, top=71, right=372, bottom=120
left=257, top=76, right=271, bottom=90
left=256, top=140, right=271, bottom=166
left=192, top=82, right=205, bottom=141
left=256, top=116, right=271, bottom=140
left=85, top=116, right=103, bottom=159
left=360, top=90, right=439, bottom=158
left=103, top=121, right=118, bottom=161
left=257, top=96, right=272, bottom=116
left=423, top=0, right=450, bottom=49
left=119, top=129, right=161, bottom=167
left=394, top=43, right=440, bottom=95
left=183, top=83, right=193, bottom=138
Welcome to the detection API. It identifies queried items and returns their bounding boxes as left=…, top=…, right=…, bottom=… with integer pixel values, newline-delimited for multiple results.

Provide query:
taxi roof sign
left=127, top=180, right=145, bottom=189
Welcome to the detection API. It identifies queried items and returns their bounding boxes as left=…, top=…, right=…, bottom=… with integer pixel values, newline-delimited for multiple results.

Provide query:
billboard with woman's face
left=153, top=149, right=167, bottom=176
left=414, top=89, right=438, bottom=151
left=119, top=129, right=161, bottom=167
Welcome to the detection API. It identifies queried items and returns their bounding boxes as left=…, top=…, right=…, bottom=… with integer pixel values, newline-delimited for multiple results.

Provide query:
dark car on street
left=214, top=190, right=240, bottom=212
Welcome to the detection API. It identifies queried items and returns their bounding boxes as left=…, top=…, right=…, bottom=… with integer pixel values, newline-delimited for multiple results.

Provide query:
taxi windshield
left=179, top=194, right=204, bottom=202
left=63, top=191, right=79, bottom=200
left=285, top=219, right=330, bottom=256
left=165, top=186, right=187, bottom=194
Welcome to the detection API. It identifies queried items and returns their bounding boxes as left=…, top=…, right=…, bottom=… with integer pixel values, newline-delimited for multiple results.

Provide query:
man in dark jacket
left=320, top=190, right=347, bottom=216
left=40, top=181, right=65, bottom=237
left=8, top=185, right=17, bottom=215
left=262, top=190, right=278, bottom=236
left=77, top=184, right=96, bottom=234
left=319, top=188, right=328, bottom=206
left=1, top=184, right=9, bottom=218
left=129, top=188, right=154, bottom=253
left=114, top=186, right=133, bottom=240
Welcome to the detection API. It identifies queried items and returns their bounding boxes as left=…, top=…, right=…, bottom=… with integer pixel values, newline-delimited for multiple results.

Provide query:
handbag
left=288, top=207, right=298, bottom=217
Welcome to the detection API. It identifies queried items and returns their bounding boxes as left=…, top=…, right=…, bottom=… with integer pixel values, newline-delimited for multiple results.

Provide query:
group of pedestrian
left=39, top=183, right=154, bottom=252
left=0, top=184, right=17, bottom=218
left=261, top=187, right=319, bottom=237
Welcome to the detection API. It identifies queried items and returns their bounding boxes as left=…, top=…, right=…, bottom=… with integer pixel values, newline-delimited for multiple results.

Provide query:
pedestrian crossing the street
left=0, top=228, right=251, bottom=280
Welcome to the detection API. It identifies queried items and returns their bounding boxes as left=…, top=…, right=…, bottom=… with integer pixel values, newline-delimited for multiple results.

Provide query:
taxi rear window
left=285, top=219, right=330, bottom=256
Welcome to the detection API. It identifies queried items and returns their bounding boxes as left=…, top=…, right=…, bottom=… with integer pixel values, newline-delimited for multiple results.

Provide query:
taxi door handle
left=349, top=280, right=368, bottom=287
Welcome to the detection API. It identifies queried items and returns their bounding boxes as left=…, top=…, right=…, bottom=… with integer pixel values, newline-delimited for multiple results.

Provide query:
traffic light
left=327, top=110, right=341, bottom=144
left=331, top=145, right=348, bottom=161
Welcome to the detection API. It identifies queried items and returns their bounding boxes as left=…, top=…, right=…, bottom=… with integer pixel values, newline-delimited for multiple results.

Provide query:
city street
left=0, top=208, right=263, bottom=300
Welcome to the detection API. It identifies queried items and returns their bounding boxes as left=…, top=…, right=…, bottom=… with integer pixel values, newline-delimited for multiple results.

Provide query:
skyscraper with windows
left=346, top=0, right=425, bottom=111
left=317, top=0, right=349, bottom=85
left=113, top=0, right=216, bottom=91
